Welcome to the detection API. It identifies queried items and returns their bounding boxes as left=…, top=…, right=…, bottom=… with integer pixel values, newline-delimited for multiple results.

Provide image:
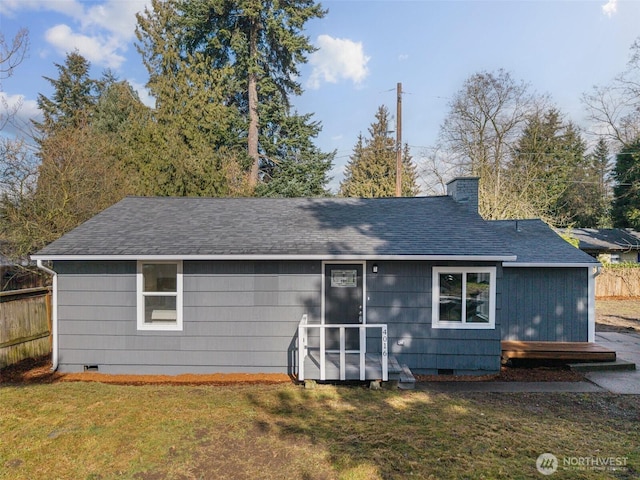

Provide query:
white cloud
left=307, top=35, right=370, bottom=90
left=0, top=0, right=81, bottom=17
left=398, top=54, right=409, bottom=62
left=83, top=1, right=149, bottom=42
left=602, top=0, right=618, bottom=18
left=45, top=24, right=126, bottom=69
left=1, top=1, right=150, bottom=70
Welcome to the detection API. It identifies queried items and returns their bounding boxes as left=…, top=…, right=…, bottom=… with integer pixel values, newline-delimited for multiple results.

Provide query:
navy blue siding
left=366, top=261, right=502, bottom=375
left=501, top=267, right=589, bottom=342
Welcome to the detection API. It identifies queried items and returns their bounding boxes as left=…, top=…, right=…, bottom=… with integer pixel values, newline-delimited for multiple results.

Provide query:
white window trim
left=432, top=266, right=496, bottom=330
left=137, top=260, right=183, bottom=331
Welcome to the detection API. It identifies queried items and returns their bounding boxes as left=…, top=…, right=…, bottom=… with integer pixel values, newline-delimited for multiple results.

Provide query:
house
left=562, top=228, right=640, bottom=264
left=32, top=178, right=599, bottom=380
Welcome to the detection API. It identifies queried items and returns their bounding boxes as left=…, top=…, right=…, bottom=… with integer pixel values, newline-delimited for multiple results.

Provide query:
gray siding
left=366, top=261, right=502, bottom=375
left=54, top=259, right=512, bottom=376
left=54, top=260, right=320, bottom=374
left=501, top=267, right=589, bottom=342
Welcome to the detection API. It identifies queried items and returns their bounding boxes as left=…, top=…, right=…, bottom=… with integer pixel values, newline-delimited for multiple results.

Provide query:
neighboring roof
left=560, top=228, right=640, bottom=253
left=33, top=195, right=517, bottom=260
left=490, top=220, right=599, bottom=266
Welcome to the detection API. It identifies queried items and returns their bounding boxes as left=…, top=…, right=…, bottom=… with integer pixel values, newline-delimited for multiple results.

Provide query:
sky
left=1, top=0, right=639, bottom=193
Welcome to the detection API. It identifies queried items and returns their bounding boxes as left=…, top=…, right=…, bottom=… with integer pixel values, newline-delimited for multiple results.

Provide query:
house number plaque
left=331, top=269, right=357, bottom=288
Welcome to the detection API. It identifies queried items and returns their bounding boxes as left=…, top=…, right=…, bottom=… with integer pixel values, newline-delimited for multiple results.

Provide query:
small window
left=137, top=261, right=183, bottom=331
left=432, top=267, right=496, bottom=329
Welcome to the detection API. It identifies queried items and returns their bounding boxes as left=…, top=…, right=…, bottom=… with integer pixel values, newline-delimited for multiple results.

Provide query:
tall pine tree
left=340, top=105, right=419, bottom=197
left=611, top=139, right=640, bottom=229
left=137, top=0, right=330, bottom=190
left=509, top=108, right=588, bottom=225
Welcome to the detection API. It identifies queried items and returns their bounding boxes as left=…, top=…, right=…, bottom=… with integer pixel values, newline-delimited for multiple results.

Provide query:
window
left=137, top=261, right=183, bottom=331
left=432, top=266, right=496, bottom=329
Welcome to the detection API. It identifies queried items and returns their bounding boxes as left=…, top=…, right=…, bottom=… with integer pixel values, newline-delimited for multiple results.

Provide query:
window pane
left=144, top=296, right=177, bottom=324
left=439, top=273, right=462, bottom=322
left=143, top=263, right=177, bottom=292
left=466, top=272, right=490, bottom=323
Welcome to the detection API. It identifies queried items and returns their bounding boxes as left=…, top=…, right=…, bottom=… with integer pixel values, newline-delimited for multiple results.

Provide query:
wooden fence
left=596, top=267, right=640, bottom=298
left=0, top=287, right=51, bottom=368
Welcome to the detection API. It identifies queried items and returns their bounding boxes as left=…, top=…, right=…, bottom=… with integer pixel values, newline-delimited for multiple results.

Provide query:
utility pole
left=395, top=82, right=402, bottom=197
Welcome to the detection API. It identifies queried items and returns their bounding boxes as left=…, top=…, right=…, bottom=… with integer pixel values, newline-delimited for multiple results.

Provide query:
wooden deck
left=501, top=341, right=616, bottom=363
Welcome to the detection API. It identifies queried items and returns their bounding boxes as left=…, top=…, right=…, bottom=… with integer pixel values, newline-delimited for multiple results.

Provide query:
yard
left=596, top=299, right=640, bottom=332
left=0, top=381, right=638, bottom=480
left=1, top=299, right=639, bottom=479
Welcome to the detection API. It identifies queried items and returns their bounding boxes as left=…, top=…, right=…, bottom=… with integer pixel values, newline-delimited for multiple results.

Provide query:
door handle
left=358, top=305, right=363, bottom=323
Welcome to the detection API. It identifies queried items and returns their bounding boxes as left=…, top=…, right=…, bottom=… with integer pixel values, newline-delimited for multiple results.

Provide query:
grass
left=596, top=299, right=640, bottom=331
left=596, top=299, right=640, bottom=319
left=1, top=382, right=638, bottom=479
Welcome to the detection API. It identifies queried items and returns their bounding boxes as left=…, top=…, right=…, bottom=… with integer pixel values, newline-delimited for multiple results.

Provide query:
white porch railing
left=298, top=314, right=388, bottom=382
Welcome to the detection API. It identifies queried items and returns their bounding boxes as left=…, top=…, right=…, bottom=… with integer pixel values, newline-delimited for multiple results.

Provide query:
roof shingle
left=34, top=196, right=511, bottom=258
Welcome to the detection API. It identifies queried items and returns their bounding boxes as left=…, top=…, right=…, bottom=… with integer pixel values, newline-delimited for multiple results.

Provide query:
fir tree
left=340, top=106, right=419, bottom=197
left=611, top=139, right=640, bottom=229
left=34, top=51, right=98, bottom=134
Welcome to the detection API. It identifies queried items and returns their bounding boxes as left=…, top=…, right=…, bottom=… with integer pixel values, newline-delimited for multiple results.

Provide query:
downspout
left=36, top=260, right=58, bottom=371
left=588, top=264, right=602, bottom=343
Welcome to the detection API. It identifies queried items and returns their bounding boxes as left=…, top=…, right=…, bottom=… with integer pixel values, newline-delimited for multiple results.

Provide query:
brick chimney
left=446, top=177, right=479, bottom=214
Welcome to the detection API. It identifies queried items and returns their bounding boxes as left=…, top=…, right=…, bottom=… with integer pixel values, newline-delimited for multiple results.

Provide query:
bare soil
left=596, top=298, right=640, bottom=333
left=0, top=355, right=292, bottom=386
left=1, top=354, right=584, bottom=385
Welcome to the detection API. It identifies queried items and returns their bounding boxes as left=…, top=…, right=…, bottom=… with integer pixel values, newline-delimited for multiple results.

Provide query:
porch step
left=569, top=359, right=636, bottom=372
left=388, top=356, right=403, bottom=375
left=398, top=364, right=416, bottom=390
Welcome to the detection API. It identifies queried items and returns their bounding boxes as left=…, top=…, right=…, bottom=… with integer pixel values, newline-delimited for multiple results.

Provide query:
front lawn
left=1, top=382, right=638, bottom=479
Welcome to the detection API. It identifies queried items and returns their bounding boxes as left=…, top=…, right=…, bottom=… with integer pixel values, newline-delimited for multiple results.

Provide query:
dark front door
left=324, top=263, right=363, bottom=350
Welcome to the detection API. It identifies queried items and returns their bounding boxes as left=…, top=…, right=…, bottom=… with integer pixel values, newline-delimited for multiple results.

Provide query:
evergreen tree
left=34, top=51, right=98, bottom=134
left=3, top=53, right=149, bottom=257
left=256, top=110, right=333, bottom=197
left=611, top=139, right=640, bottom=229
left=578, top=138, right=612, bottom=227
left=137, top=0, right=328, bottom=188
left=509, top=108, right=588, bottom=225
left=340, top=105, right=419, bottom=197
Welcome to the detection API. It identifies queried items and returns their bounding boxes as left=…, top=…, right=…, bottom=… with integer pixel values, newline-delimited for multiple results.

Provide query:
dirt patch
left=596, top=298, right=640, bottom=333
left=0, top=355, right=62, bottom=384
left=416, top=362, right=584, bottom=383
left=2, top=355, right=585, bottom=386
left=61, top=371, right=293, bottom=386
left=0, top=355, right=292, bottom=386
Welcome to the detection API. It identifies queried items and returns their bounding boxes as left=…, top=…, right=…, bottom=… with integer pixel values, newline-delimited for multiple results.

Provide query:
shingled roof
left=33, top=195, right=517, bottom=260
left=490, top=220, right=598, bottom=265
left=560, top=228, right=640, bottom=254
